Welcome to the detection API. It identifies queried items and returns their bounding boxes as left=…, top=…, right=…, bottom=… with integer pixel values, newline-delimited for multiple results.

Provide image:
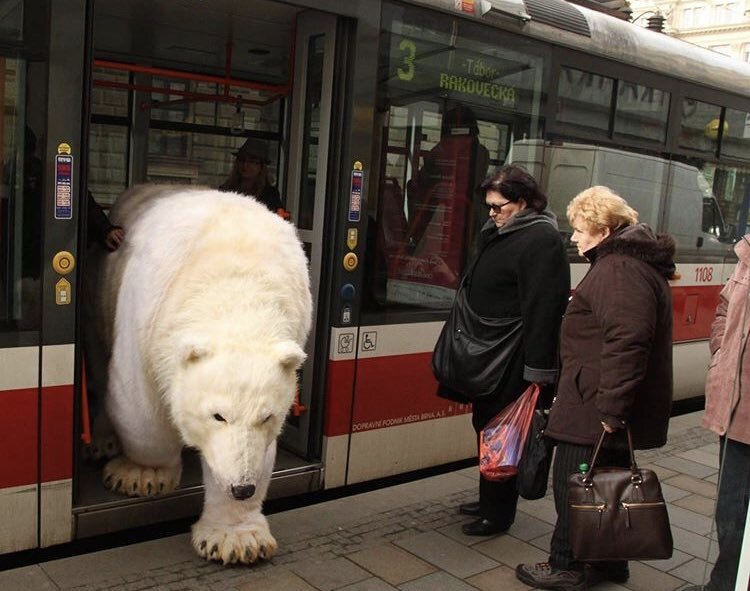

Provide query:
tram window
left=91, top=67, right=129, bottom=118
left=0, top=58, right=39, bottom=330
left=556, top=68, right=613, bottom=135
left=0, top=0, right=22, bottom=40
left=366, top=1, right=545, bottom=312
left=88, top=124, right=128, bottom=206
left=721, top=108, right=750, bottom=162
left=613, top=82, right=669, bottom=144
left=679, top=98, right=721, bottom=154
left=701, top=163, right=750, bottom=240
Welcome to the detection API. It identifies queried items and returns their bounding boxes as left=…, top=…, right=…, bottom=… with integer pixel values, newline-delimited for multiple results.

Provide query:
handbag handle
left=581, top=425, right=640, bottom=485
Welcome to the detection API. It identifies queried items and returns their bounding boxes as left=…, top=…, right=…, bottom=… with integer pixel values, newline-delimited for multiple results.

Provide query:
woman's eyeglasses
left=488, top=201, right=512, bottom=214
left=238, top=157, right=263, bottom=165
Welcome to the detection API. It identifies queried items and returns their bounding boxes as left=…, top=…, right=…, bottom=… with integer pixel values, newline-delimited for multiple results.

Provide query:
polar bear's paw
left=102, top=456, right=181, bottom=497
left=192, top=519, right=277, bottom=565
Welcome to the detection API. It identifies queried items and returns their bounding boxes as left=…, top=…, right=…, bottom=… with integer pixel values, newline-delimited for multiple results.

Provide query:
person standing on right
left=516, top=186, right=676, bottom=591
left=683, top=235, right=750, bottom=591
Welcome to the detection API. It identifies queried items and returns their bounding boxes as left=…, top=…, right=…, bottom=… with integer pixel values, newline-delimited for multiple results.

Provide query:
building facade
left=629, top=0, right=750, bottom=61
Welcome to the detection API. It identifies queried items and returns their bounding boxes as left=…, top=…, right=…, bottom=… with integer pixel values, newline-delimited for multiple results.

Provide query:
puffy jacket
left=545, top=224, right=675, bottom=449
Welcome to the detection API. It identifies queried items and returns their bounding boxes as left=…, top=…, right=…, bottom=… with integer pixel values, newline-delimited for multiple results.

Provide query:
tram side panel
left=325, top=265, right=720, bottom=487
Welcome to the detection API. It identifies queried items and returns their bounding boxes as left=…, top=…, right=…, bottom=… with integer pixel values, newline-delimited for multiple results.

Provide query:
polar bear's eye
left=262, top=414, right=273, bottom=424
left=213, top=413, right=226, bottom=422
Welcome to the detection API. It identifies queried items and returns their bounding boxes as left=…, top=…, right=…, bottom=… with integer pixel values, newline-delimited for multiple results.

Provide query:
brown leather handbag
left=568, top=426, right=673, bottom=561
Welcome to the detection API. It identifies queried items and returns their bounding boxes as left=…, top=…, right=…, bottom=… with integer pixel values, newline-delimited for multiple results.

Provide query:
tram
left=1, top=0, right=749, bottom=555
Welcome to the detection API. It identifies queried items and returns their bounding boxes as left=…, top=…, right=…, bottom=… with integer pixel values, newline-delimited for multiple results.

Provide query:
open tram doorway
left=75, top=0, right=337, bottom=536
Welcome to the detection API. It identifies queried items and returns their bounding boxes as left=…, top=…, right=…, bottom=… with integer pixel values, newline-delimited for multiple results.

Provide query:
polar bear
left=94, top=184, right=312, bottom=565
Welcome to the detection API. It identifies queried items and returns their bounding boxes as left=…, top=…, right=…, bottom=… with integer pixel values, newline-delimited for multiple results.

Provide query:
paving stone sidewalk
left=0, top=412, right=730, bottom=591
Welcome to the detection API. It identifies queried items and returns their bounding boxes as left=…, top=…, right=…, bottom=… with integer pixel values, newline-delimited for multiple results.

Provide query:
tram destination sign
left=389, top=34, right=524, bottom=111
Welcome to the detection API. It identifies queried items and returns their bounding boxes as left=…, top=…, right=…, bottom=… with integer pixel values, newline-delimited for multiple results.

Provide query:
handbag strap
left=582, top=426, right=640, bottom=485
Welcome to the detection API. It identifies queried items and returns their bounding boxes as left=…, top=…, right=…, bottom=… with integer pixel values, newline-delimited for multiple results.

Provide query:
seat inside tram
left=76, top=0, right=324, bottom=530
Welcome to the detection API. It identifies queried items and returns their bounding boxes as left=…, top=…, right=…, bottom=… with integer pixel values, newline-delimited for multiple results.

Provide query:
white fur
left=96, top=185, right=312, bottom=564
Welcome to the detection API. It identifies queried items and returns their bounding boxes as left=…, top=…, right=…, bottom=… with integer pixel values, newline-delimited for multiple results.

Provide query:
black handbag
left=432, top=277, right=523, bottom=400
left=516, top=408, right=553, bottom=500
left=568, top=426, right=673, bottom=562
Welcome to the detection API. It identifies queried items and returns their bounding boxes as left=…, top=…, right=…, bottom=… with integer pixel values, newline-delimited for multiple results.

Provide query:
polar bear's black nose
left=231, top=484, right=256, bottom=500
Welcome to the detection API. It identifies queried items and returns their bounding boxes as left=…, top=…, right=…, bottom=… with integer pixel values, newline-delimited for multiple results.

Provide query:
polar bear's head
left=169, top=339, right=306, bottom=500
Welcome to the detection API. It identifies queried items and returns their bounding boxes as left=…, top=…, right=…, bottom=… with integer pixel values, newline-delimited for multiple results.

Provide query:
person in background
left=439, top=165, right=570, bottom=536
left=516, top=186, right=675, bottom=591
left=88, top=192, right=124, bottom=251
left=219, top=137, right=286, bottom=216
left=683, top=235, right=750, bottom=591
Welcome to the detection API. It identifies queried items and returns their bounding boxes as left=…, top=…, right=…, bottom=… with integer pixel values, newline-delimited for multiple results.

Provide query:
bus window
left=366, top=1, right=546, bottom=312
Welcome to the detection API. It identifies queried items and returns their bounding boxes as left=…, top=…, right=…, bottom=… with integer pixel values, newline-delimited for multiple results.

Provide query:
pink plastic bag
left=479, top=384, right=540, bottom=481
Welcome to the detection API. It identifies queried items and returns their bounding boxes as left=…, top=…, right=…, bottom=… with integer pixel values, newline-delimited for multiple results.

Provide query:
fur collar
left=596, top=224, right=676, bottom=278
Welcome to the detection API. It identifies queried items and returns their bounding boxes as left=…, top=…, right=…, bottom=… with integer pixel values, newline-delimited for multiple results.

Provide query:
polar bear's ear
left=180, top=341, right=211, bottom=366
left=273, top=341, right=307, bottom=370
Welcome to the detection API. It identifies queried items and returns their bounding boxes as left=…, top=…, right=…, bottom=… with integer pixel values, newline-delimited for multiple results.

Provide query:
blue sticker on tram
left=55, top=154, right=73, bottom=220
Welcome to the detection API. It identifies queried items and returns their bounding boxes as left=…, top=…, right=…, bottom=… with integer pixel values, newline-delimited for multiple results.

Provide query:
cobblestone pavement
left=1, top=412, right=736, bottom=591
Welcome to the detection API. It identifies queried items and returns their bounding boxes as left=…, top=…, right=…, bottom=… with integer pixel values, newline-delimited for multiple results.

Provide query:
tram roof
left=414, top=0, right=750, bottom=100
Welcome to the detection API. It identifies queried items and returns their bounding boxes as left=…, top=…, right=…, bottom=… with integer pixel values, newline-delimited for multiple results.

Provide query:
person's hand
left=601, top=420, right=621, bottom=434
left=276, top=208, right=291, bottom=220
left=105, top=227, right=125, bottom=251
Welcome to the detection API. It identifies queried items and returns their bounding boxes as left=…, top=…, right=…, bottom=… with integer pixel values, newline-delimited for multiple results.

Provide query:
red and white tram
left=0, top=0, right=748, bottom=556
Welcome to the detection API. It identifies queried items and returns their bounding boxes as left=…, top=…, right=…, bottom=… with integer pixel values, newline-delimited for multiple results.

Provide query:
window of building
left=556, top=68, right=614, bottom=135
left=714, top=2, right=737, bottom=23
left=709, top=44, right=732, bottom=57
left=742, top=43, right=750, bottom=62
left=679, top=98, right=722, bottom=154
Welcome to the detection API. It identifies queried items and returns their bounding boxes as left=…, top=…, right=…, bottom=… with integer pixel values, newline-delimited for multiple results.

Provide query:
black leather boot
left=458, top=501, right=481, bottom=516
left=462, top=517, right=508, bottom=536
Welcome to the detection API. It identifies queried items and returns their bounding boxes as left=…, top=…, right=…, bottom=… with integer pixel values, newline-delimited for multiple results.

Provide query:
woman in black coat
left=439, top=165, right=570, bottom=536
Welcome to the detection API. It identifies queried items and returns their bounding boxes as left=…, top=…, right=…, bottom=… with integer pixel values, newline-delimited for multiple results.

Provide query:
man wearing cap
left=220, top=137, right=284, bottom=214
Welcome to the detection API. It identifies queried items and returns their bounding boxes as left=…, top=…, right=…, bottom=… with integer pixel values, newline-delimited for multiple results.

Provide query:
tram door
left=281, top=12, right=337, bottom=457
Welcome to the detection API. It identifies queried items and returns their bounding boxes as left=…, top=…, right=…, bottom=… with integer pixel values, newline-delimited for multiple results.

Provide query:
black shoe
left=461, top=518, right=508, bottom=536
left=459, top=501, right=481, bottom=516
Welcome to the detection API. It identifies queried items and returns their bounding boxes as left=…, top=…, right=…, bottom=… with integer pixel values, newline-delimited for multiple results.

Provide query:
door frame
left=282, top=10, right=338, bottom=456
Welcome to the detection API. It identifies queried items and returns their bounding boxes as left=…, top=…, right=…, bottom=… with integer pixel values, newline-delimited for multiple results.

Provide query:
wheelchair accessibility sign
left=361, top=331, right=377, bottom=352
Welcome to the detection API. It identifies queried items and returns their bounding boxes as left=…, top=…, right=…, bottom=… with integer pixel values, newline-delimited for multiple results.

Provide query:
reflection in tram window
left=556, top=68, right=614, bottom=135
left=679, top=98, right=722, bottom=154
left=367, top=1, right=545, bottom=312
left=0, top=58, right=40, bottom=331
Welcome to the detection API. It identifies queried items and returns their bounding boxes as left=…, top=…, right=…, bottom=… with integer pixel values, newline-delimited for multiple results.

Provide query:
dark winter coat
left=455, top=209, right=570, bottom=428
left=545, top=224, right=675, bottom=450
left=219, top=183, right=282, bottom=213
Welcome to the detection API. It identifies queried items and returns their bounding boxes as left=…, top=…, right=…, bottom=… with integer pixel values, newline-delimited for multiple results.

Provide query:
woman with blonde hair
left=517, top=186, right=676, bottom=591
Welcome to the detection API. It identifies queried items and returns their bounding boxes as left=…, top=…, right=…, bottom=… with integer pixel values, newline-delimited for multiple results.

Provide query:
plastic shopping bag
left=479, top=384, right=540, bottom=481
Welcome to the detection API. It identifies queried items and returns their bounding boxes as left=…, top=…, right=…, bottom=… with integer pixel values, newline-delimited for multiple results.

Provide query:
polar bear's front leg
left=102, top=332, right=184, bottom=497
left=192, top=441, right=276, bottom=565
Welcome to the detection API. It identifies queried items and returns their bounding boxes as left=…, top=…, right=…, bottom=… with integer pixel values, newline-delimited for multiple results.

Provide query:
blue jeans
left=708, top=437, right=750, bottom=591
